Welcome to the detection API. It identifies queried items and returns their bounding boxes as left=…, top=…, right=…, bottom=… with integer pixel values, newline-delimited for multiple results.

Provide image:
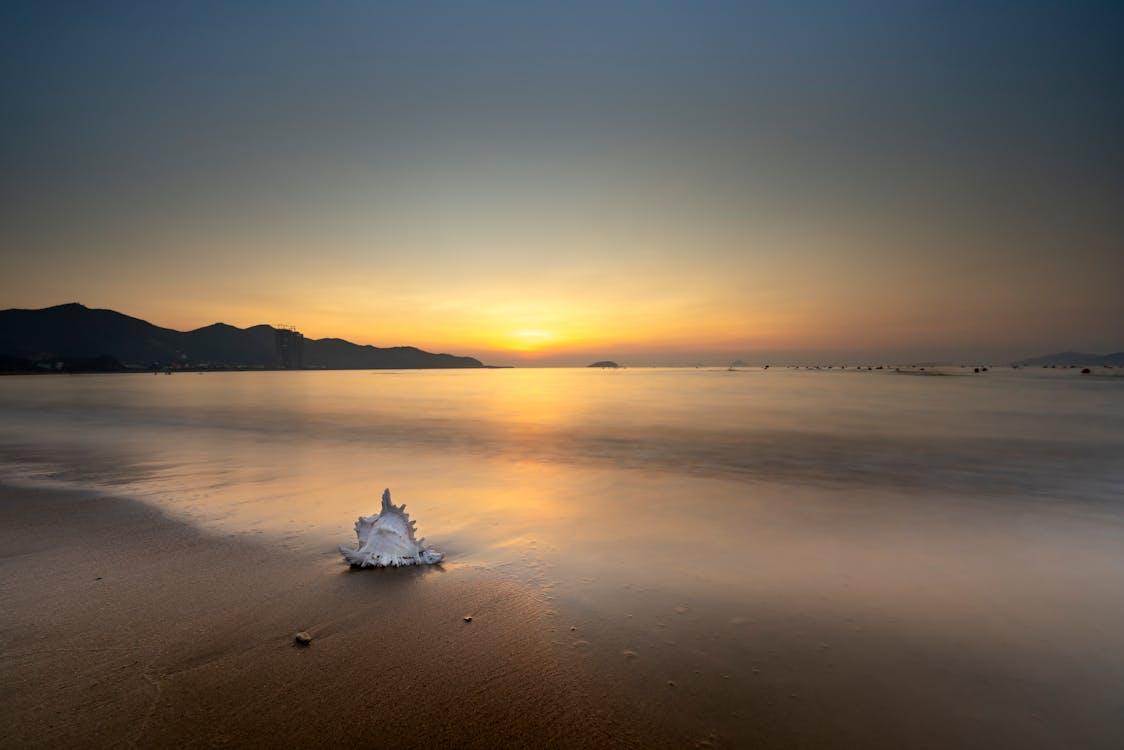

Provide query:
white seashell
left=339, top=488, right=444, bottom=567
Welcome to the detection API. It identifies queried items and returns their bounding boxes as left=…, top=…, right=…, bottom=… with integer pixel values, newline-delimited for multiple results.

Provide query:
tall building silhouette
left=275, top=326, right=304, bottom=369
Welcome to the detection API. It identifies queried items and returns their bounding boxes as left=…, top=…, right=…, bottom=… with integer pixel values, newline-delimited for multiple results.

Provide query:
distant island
left=0, top=303, right=484, bottom=372
left=1012, top=351, right=1124, bottom=367
left=588, top=361, right=619, bottom=368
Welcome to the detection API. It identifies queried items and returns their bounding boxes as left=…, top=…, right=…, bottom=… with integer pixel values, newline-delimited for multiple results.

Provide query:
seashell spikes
left=339, top=488, right=444, bottom=568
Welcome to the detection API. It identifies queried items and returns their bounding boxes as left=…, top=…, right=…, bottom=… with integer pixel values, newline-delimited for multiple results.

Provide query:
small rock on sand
left=294, top=631, right=312, bottom=646
left=463, top=616, right=473, bottom=623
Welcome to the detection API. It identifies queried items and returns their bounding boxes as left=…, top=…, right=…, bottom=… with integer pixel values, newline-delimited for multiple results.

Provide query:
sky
left=2, top=1, right=1122, bottom=366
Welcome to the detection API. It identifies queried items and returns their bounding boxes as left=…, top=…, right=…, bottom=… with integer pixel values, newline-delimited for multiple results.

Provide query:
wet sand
left=3, top=482, right=1123, bottom=749
left=0, top=484, right=654, bottom=749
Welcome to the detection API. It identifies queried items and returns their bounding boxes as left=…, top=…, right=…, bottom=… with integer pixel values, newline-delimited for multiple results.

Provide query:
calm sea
left=2, top=367, right=1123, bottom=744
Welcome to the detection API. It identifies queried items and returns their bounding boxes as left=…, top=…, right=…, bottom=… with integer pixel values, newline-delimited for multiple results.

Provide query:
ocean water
left=3, top=367, right=1123, bottom=745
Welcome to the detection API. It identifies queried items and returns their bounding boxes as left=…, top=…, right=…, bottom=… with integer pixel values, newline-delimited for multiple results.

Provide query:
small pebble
left=294, top=631, right=312, bottom=646
left=463, top=616, right=473, bottom=623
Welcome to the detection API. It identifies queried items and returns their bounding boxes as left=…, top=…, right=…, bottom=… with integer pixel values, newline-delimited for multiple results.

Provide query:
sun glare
left=508, top=329, right=557, bottom=352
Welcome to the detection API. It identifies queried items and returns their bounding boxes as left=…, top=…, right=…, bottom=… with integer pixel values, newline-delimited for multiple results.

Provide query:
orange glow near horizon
left=22, top=282, right=1019, bottom=367
left=8, top=215, right=1120, bottom=367
left=505, top=330, right=560, bottom=352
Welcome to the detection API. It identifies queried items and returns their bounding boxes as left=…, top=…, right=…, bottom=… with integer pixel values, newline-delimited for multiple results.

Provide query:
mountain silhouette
left=0, top=303, right=483, bottom=370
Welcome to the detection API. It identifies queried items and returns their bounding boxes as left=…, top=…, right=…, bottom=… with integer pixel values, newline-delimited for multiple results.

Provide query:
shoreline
left=0, top=483, right=655, bottom=749
left=4, top=476, right=1124, bottom=749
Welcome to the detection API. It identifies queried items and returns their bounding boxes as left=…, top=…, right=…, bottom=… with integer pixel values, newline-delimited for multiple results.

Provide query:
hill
left=0, top=303, right=484, bottom=370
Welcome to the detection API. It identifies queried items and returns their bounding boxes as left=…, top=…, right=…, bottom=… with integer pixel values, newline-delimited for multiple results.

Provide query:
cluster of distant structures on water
left=585, top=357, right=1119, bottom=377
left=728, top=363, right=1114, bottom=375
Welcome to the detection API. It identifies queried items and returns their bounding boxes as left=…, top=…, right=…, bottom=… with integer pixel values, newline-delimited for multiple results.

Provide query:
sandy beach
left=6, top=477, right=1123, bottom=749
left=0, top=484, right=662, bottom=749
